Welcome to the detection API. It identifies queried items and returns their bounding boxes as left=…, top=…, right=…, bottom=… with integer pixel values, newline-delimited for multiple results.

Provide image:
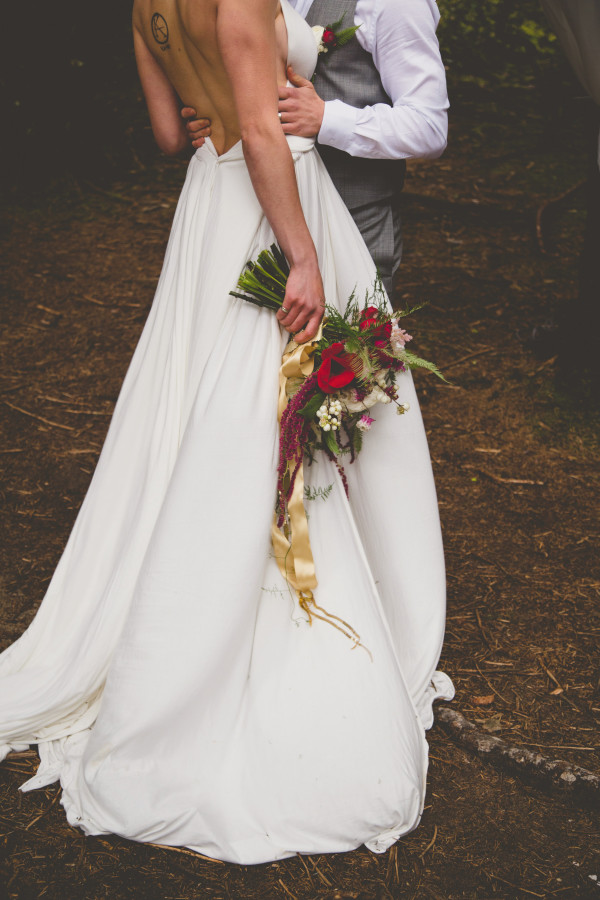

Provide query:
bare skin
left=132, top=0, right=325, bottom=341
left=182, top=64, right=325, bottom=148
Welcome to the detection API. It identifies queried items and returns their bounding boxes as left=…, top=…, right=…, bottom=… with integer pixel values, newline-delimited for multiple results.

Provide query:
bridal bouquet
left=231, top=245, right=443, bottom=645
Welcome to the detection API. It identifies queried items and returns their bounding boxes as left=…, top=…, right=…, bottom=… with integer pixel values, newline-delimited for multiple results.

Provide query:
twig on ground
left=419, top=825, right=438, bottom=861
left=278, top=878, right=298, bottom=900
left=3, top=400, right=76, bottom=432
left=537, top=655, right=563, bottom=691
left=474, top=610, right=492, bottom=650
left=475, top=662, right=510, bottom=705
left=296, top=854, right=315, bottom=887
left=25, top=790, right=61, bottom=830
left=307, top=856, right=332, bottom=887
left=490, top=873, right=546, bottom=897
left=147, top=842, right=224, bottom=864
left=443, top=347, right=499, bottom=371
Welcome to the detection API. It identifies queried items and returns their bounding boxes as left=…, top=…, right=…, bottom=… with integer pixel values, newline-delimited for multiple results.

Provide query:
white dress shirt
left=290, top=0, right=449, bottom=160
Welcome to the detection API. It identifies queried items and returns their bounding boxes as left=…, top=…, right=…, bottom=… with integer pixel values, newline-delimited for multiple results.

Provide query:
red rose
left=317, top=342, right=355, bottom=393
left=373, top=320, right=392, bottom=347
left=359, top=306, right=380, bottom=331
left=359, top=306, right=392, bottom=347
left=323, top=28, right=337, bottom=46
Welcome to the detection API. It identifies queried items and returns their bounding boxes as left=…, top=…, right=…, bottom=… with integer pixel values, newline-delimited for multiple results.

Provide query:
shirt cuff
left=318, top=99, right=361, bottom=153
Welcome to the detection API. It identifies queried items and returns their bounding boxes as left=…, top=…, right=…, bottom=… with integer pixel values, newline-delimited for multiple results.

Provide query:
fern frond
left=401, top=349, right=447, bottom=382
left=336, top=25, right=360, bottom=47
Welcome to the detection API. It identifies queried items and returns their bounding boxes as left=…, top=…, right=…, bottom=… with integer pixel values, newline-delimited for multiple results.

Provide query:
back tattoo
left=151, top=12, right=170, bottom=50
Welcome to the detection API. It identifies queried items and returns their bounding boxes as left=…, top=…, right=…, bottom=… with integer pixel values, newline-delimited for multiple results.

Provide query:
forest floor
left=1, top=83, right=599, bottom=899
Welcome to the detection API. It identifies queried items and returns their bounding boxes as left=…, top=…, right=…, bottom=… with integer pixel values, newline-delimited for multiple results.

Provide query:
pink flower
left=390, top=324, right=413, bottom=350
left=357, top=414, right=374, bottom=432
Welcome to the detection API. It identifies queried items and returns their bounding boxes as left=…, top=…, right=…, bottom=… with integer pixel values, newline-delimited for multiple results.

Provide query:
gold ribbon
left=272, top=333, right=320, bottom=598
left=272, top=327, right=369, bottom=654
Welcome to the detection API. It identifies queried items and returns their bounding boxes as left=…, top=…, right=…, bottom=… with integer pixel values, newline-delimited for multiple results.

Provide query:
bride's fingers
left=294, top=312, right=322, bottom=343
left=282, top=310, right=308, bottom=335
left=276, top=305, right=297, bottom=328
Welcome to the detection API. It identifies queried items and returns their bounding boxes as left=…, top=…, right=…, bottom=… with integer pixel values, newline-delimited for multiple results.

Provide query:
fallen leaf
left=479, top=714, right=503, bottom=733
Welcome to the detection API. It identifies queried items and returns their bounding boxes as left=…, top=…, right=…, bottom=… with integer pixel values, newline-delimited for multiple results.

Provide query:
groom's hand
left=278, top=66, right=325, bottom=138
left=181, top=107, right=212, bottom=149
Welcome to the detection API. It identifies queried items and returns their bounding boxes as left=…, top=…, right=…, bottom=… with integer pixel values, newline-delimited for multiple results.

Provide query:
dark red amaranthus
left=276, top=371, right=320, bottom=526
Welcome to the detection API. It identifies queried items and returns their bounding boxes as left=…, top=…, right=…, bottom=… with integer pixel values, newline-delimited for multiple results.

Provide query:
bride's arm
left=133, top=27, right=190, bottom=157
left=217, top=0, right=324, bottom=342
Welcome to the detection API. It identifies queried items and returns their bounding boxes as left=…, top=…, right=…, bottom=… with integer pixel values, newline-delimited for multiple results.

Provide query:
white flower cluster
left=311, top=25, right=328, bottom=54
left=368, top=385, right=392, bottom=406
left=396, top=401, right=411, bottom=415
left=317, top=398, right=342, bottom=431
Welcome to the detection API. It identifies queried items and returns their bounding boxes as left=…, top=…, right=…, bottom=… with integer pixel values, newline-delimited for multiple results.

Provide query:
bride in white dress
left=0, top=0, right=454, bottom=864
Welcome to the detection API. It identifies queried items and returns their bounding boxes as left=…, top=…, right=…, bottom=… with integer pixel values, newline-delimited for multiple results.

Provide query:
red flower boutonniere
left=312, top=14, right=360, bottom=58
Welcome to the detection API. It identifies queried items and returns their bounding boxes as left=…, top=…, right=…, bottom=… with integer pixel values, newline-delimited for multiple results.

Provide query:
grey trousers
left=348, top=195, right=403, bottom=297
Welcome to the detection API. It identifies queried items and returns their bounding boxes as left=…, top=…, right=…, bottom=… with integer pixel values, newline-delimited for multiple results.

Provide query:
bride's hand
left=276, top=260, right=325, bottom=343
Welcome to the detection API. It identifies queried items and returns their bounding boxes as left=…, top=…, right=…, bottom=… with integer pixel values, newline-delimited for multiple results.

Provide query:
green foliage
left=323, top=429, right=341, bottom=456
left=299, top=392, right=327, bottom=421
left=327, top=14, right=361, bottom=49
left=400, top=349, right=447, bottom=382
left=231, top=244, right=290, bottom=310
left=304, top=484, right=334, bottom=502
left=437, top=0, right=560, bottom=87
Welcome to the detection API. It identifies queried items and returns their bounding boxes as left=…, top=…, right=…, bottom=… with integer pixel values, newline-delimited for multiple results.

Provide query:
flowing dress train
left=0, top=0, right=454, bottom=864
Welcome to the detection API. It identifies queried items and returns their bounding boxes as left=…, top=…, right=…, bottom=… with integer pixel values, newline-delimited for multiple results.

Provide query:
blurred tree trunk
left=540, top=0, right=600, bottom=382
left=569, top=106, right=600, bottom=373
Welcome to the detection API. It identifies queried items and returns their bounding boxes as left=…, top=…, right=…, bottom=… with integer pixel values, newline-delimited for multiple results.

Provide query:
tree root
left=435, top=707, right=600, bottom=810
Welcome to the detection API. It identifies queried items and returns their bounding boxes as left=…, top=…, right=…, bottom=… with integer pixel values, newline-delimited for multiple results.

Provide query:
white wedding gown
left=0, top=0, right=454, bottom=864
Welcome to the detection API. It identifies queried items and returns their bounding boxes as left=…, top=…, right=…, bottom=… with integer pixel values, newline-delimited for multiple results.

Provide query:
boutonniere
left=311, top=14, right=360, bottom=57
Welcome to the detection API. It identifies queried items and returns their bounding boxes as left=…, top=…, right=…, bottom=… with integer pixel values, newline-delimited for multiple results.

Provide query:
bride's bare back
left=132, top=0, right=288, bottom=155
left=132, top=0, right=325, bottom=342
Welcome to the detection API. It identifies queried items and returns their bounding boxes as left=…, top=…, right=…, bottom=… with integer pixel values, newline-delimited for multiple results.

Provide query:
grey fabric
left=349, top=196, right=402, bottom=296
left=306, top=0, right=405, bottom=292
left=306, top=0, right=406, bottom=210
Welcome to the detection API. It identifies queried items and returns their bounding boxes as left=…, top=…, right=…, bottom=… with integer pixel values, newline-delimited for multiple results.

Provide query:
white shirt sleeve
left=318, top=0, right=449, bottom=160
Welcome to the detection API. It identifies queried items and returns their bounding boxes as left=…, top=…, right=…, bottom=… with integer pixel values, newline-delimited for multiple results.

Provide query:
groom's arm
left=281, top=0, right=448, bottom=160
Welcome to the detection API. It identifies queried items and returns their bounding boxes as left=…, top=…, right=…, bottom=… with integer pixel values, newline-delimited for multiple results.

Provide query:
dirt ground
left=1, top=85, right=599, bottom=898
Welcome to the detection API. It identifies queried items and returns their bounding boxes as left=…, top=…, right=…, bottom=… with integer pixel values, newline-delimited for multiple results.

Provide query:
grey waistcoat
left=305, top=0, right=406, bottom=209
